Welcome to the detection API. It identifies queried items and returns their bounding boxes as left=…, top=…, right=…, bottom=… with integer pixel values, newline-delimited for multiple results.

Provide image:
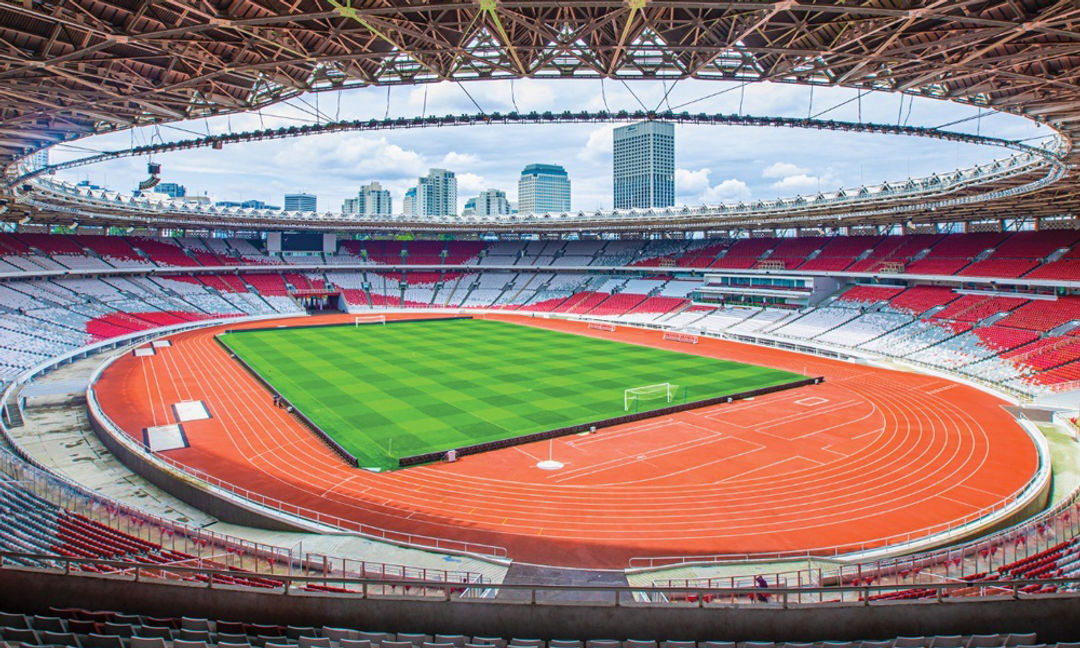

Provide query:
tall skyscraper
left=284, top=193, right=317, bottom=212
left=518, top=164, right=571, bottom=215
left=410, top=169, right=457, bottom=217
left=473, top=189, right=511, bottom=217
left=612, top=121, right=674, bottom=209
left=342, top=182, right=392, bottom=216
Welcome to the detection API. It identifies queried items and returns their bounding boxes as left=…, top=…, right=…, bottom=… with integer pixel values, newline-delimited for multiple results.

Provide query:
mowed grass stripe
left=219, top=319, right=803, bottom=470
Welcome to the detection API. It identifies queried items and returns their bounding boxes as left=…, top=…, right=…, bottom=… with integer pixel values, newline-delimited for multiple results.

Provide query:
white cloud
left=509, top=79, right=556, bottom=111
left=456, top=172, right=487, bottom=196
left=762, top=162, right=809, bottom=179
left=704, top=179, right=751, bottom=203
left=675, top=168, right=712, bottom=194
left=578, top=125, right=614, bottom=163
left=442, top=151, right=478, bottom=167
left=275, top=134, right=427, bottom=179
left=55, top=77, right=1044, bottom=213
left=675, top=168, right=751, bottom=204
left=771, top=173, right=825, bottom=193
left=405, top=82, right=477, bottom=114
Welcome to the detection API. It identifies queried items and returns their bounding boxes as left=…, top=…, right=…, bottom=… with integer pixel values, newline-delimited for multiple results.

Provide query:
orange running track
left=93, top=313, right=1040, bottom=568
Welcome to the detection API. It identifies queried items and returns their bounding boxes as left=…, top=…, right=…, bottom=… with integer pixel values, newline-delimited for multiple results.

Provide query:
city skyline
left=63, top=79, right=1044, bottom=217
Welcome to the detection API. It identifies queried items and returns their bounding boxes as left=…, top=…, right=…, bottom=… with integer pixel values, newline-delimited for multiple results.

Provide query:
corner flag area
left=218, top=318, right=803, bottom=470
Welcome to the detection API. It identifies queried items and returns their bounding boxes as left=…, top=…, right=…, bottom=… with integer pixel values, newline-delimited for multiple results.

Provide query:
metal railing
left=84, top=350, right=510, bottom=560
left=2, top=304, right=1077, bottom=592
left=3, top=552, right=1079, bottom=608
left=0, top=315, right=494, bottom=586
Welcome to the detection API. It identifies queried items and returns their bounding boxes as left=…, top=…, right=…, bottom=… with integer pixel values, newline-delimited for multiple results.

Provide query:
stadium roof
left=3, top=1, right=1080, bottom=229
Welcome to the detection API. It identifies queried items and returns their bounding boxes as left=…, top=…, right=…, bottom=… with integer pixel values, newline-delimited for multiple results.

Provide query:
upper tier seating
left=131, top=239, right=200, bottom=267
left=1025, top=258, right=1080, bottom=281
left=803, top=236, right=883, bottom=270
left=69, top=235, right=149, bottom=267
left=837, top=285, right=905, bottom=304
left=904, top=232, right=1009, bottom=276
left=17, top=233, right=84, bottom=256
left=848, top=234, right=945, bottom=273
left=760, top=237, right=826, bottom=270
left=888, top=286, right=959, bottom=315
left=931, top=295, right=1026, bottom=323
left=711, top=238, right=777, bottom=269
left=995, top=297, right=1080, bottom=332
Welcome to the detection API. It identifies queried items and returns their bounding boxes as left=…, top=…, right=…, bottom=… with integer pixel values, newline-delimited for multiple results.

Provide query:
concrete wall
left=3, top=569, right=1080, bottom=642
left=87, top=411, right=302, bottom=533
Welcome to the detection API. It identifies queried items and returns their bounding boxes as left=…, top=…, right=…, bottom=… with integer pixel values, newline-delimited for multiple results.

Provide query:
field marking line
left=321, top=474, right=362, bottom=497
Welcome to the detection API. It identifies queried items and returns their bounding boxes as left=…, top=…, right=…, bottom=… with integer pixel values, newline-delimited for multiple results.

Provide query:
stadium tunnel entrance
left=291, top=288, right=342, bottom=313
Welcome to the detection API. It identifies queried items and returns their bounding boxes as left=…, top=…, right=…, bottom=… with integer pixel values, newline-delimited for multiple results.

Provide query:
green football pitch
left=218, top=318, right=803, bottom=470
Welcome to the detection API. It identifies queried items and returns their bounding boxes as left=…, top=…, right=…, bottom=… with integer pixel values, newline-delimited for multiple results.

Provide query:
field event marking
left=134, top=347, right=155, bottom=357
left=926, top=384, right=958, bottom=395
left=795, top=396, right=829, bottom=407
left=172, top=400, right=211, bottom=422
left=143, top=423, right=188, bottom=452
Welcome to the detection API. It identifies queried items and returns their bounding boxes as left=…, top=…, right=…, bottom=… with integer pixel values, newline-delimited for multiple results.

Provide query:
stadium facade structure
left=613, top=121, right=676, bottom=210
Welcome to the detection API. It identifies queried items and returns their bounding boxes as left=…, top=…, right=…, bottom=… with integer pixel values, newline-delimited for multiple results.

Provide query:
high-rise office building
left=402, top=187, right=418, bottom=217
left=216, top=199, right=279, bottom=210
left=612, top=121, right=674, bottom=209
left=474, top=189, right=511, bottom=217
left=342, top=182, right=392, bottom=215
left=284, top=193, right=317, bottom=212
left=156, top=182, right=186, bottom=199
left=518, top=164, right=570, bottom=215
left=410, top=169, right=457, bottom=217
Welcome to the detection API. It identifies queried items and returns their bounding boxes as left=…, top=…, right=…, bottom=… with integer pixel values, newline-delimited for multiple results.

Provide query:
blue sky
left=50, top=79, right=1049, bottom=214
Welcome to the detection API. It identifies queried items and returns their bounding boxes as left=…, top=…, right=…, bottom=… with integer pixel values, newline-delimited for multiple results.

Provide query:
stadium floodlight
left=625, top=383, right=681, bottom=412
left=354, top=314, right=386, bottom=326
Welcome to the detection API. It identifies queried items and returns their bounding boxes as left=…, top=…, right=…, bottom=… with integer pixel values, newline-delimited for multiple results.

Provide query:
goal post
left=354, top=314, right=386, bottom=326
left=624, top=382, right=683, bottom=412
left=663, top=331, right=699, bottom=344
left=588, top=321, right=617, bottom=332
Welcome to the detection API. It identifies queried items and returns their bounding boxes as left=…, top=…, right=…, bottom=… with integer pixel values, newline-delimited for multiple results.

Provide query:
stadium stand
left=711, top=238, right=778, bottom=269
left=5, top=231, right=1080, bottom=642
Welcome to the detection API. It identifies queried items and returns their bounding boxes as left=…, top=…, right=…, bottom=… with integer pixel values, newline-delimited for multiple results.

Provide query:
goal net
left=625, top=383, right=680, bottom=412
left=663, top=331, right=699, bottom=344
left=354, top=315, right=386, bottom=326
left=588, top=321, right=617, bottom=332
